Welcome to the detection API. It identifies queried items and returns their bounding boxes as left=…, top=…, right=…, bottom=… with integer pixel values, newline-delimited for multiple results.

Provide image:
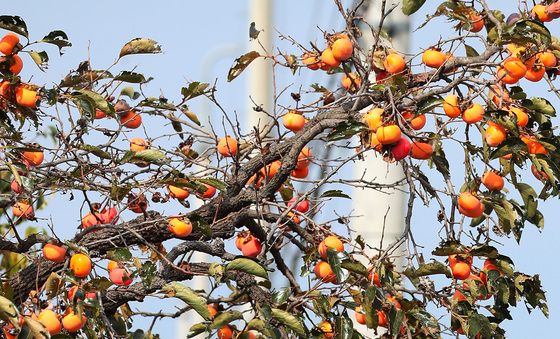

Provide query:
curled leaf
left=119, top=38, right=161, bottom=58
left=227, top=51, right=260, bottom=82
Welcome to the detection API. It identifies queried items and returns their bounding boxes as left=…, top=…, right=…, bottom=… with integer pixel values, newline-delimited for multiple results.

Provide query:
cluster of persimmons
left=1, top=1, right=558, bottom=337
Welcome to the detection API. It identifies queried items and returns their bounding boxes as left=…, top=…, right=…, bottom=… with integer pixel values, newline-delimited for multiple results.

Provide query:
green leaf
left=327, top=249, right=348, bottom=283
left=340, top=259, right=368, bottom=276
left=114, top=71, right=148, bottom=83
left=28, top=51, right=49, bottom=71
left=182, top=109, right=201, bottom=126
left=227, top=51, right=260, bottom=82
left=226, top=258, right=268, bottom=279
left=271, top=308, right=306, bottom=337
left=161, top=282, right=212, bottom=321
left=41, top=30, right=71, bottom=53
left=464, top=44, right=479, bottom=58
left=133, top=149, right=167, bottom=164
left=0, top=295, right=20, bottom=331
left=189, top=214, right=212, bottom=237
left=181, top=82, right=210, bottom=101
left=119, top=38, right=161, bottom=58
left=188, top=323, right=209, bottom=338
left=74, top=89, right=114, bottom=116
left=402, top=0, right=427, bottom=15
left=81, top=144, right=111, bottom=159
left=119, top=86, right=140, bottom=100
left=515, top=182, right=538, bottom=219
left=469, top=245, right=499, bottom=258
left=107, top=248, right=132, bottom=262
left=0, top=16, right=28, bottom=38
left=404, top=261, right=451, bottom=278
left=528, top=97, right=556, bottom=116
left=320, top=189, right=350, bottom=199
left=416, top=95, right=443, bottom=115
left=272, top=287, right=291, bottom=305
left=209, top=311, right=244, bottom=330
left=60, top=70, right=113, bottom=88
left=195, top=177, right=226, bottom=191
left=490, top=138, right=527, bottom=159
left=326, top=121, right=368, bottom=141
left=24, top=317, right=50, bottom=338
left=335, top=316, right=354, bottom=339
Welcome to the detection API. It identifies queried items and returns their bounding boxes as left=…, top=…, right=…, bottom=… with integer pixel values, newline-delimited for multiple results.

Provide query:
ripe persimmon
left=109, top=268, right=133, bottom=286
left=521, top=135, right=548, bottom=154
left=22, top=149, right=44, bottom=166
left=8, top=55, right=23, bottom=74
left=531, top=164, right=549, bottom=181
left=453, top=289, right=467, bottom=302
left=0, top=33, right=19, bottom=55
left=532, top=4, right=552, bottom=22
left=120, top=111, right=142, bottom=129
left=318, top=235, right=344, bottom=259
left=263, top=160, right=282, bottom=178
left=402, top=111, right=426, bottom=130
left=391, top=137, right=411, bottom=161
left=452, top=262, right=471, bottom=280
left=217, top=136, right=238, bottom=157
left=207, top=304, right=218, bottom=319
left=497, top=67, right=520, bottom=84
left=241, top=235, right=262, bottom=257
left=37, top=309, right=61, bottom=335
left=462, top=103, right=484, bottom=124
left=319, top=321, right=334, bottom=338
left=61, top=312, right=86, bottom=333
left=129, top=137, right=148, bottom=152
left=525, top=65, right=545, bottom=82
left=410, top=141, right=433, bottom=160
left=197, top=183, right=217, bottom=199
left=509, top=106, right=528, bottom=127
left=168, top=185, right=190, bottom=200
left=10, top=179, right=22, bottom=193
left=458, top=192, right=484, bottom=218
left=15, top=85, right=39, bottom=109
left=376, top=124, right=401, bottom=145
left=288, top=196, right=310, bottom=213
left=13, top=201, right=34, bottom=219
left=481, top=171, right=504, bottom=191
left=354, top=306, right=366, bottom=325
left=368, top=270, right=381, bottom=287
left=320, top=47, right=340, bottom=68
left=302, top=52, right=320, bottom=70
left=377, top=310, right=388, bottom=327
left=283, top=111, right=306, bottom=132
left=341, top=72, right=361, bottom=93
left=314, top=261, right=336, bottom=283
left=69, top=253, right=92, bottom=278
left=331, top=35, right=353, bottom=61
left=296, top=147, right=312, bottom=170
left=363, top=108, right=383, bottom=131
left=443, top=95, right=461, bottom=118
left=217, top=325, right=233, bottom=339
left=43, top=244, right=67, bottom=263
left=502, top=57, right=527, bottom=78
left=94, top=109, right=106, bottom=119
left=468, top=13, right=485, bottom=32
left=291, top=166, right=309, bottom=178
left=537, top=51, right=557, bottom=68
left=485, top=122, right=507, bottom=147
left=107, top=260, right=119, bottom=271
left=168, top=217, right=193, bottom=238
left=422, top=48, right=447, bottom=68
left=489, top=85, right=510, bottom=106
left=383, top=53, right=406, bottom=74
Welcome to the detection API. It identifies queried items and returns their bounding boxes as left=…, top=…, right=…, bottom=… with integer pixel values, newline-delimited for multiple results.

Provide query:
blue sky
left=2, top=0, right=558, bottom=338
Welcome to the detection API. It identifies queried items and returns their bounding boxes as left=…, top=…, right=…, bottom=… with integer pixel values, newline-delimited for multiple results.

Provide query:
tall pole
left=248, top=0, right=274, bottom=133
left=352, top=0, right=409, bottom=329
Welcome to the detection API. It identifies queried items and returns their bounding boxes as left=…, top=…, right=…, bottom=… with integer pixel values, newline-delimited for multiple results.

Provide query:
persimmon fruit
left=318, top=235, right=344, bottom=259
